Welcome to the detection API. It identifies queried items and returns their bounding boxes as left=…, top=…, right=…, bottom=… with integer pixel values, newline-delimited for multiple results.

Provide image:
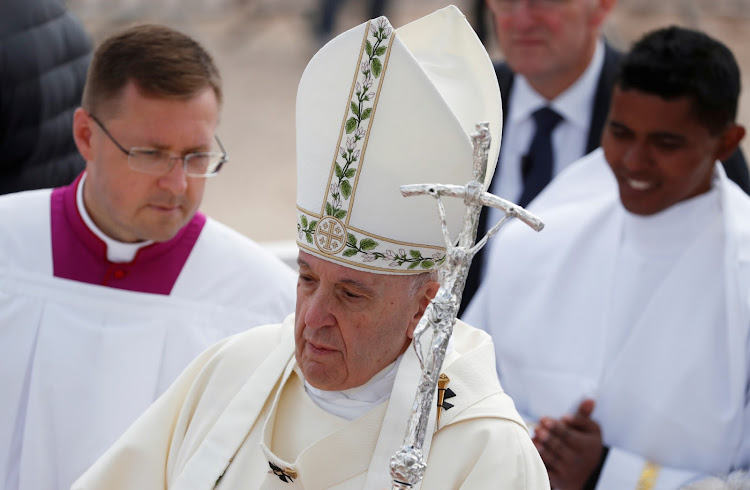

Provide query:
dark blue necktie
left=518, top=106, right=563, bottom=207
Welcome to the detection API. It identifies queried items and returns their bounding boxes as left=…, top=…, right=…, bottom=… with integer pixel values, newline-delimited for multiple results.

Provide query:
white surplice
left=0, top=188, right=297, bottom=490
left=72, top=317, right=550, bottom=489
left=464, top=148, right=750, bottom=489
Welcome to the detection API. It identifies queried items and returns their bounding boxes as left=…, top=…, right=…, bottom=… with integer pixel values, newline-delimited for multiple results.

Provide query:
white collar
left=509, top=39, right=605, bottom=130
left=77, top=173, right=153, bottom=263
left=303, top=354, right=403, bottom=421
left=621, top=170, right=721, bottom=257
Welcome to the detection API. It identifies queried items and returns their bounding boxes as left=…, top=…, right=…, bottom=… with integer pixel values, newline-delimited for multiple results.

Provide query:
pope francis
left=72, top=6, right=549, bottom=489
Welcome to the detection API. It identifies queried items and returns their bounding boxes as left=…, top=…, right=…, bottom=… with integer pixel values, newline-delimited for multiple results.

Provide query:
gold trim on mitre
left=295, top=6, right=499, bottom=275
left=320, top=18, right=395, bottom=224
left=295, top=17, right=447, bottom=274
left=297, top=207, right=446, bottom=274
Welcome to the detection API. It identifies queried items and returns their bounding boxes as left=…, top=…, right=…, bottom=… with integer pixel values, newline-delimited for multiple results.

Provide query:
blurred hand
left=532, top=399, right=604, bottom=490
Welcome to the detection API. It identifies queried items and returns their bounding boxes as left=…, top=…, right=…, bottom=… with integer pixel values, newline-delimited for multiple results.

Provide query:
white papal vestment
left=464, top=148, right=750, bottom=489
left=73, top=316, right=550, bottom=489
left=0, top=177, right=297, bottom=490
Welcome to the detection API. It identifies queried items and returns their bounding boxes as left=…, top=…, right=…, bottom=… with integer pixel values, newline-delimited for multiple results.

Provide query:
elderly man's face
left=603, top=87, right=743, bottom=215
left=295, top=251, right=435, bottom=391
left=73, top=82, right=219, bottom=243
left=486, top=0, right=613, bottom=95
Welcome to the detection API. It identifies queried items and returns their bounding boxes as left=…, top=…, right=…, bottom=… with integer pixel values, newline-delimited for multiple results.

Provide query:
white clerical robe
left=0, top=186, right=297, bottom=490
left=464, top=148, right=750, bottom=489
left=73, top=316, right=550, bottom=489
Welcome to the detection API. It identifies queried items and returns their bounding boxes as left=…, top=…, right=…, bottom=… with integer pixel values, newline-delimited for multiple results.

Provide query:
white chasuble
left=73, top=318, right=550, bottom=489
left=217, top=366, right=388, bottom=489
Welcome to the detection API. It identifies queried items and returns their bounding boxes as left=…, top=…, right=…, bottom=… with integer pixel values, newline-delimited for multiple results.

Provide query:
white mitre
left=296, top=5, right=501, bottom=274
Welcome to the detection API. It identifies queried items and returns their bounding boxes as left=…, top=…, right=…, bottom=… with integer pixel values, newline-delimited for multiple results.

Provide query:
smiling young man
left=0, top=25, right=296, bottom=490
left=72, top=7, right=550, bottom=489
left=463, top=26, right=750, bottom=489
left=461, top=0, right=750, bottom=315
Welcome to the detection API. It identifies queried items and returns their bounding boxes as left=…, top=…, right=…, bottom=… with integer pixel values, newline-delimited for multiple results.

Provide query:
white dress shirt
left=484, top=41, right=606, bottom=272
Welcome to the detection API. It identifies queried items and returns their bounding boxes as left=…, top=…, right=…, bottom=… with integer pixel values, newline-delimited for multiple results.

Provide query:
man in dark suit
left=460, top=0, right=750, bottom=314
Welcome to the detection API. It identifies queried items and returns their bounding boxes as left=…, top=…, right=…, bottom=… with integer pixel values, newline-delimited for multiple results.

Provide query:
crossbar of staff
left=389, top=122, right=544, bottom=489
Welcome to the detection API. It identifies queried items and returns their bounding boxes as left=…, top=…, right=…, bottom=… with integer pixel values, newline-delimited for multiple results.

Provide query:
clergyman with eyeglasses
left=0, top=24, right=296, bottom=490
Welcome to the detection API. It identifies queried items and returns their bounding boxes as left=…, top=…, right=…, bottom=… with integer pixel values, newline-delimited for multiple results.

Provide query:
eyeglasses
left=89, top=114, right=228, bottom=178
left=489, top=0, right=571, bottom=12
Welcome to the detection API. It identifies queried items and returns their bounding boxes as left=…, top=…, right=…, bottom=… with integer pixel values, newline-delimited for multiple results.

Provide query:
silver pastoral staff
left=389, top=122, right=544, bottom=489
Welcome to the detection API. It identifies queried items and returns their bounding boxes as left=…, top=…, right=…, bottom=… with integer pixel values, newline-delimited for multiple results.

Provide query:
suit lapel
left=586, top=43, right=622, bottom=153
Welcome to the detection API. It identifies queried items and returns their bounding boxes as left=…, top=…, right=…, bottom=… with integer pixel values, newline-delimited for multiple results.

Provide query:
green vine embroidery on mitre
left=297, top=215, right=318, bottom=244
left=343, top=233, right=446, bottom=270
left=326, top=17, right=392, bottom=221
left=297, top=208, right=445, bottom=271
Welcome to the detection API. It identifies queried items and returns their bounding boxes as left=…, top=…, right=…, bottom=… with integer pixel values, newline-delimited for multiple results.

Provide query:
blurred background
left=66, top=0, right=750, bottom=245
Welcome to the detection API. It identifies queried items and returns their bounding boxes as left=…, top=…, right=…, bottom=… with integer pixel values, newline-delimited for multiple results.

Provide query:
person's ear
left=73, top=108, right=95, bottom=163
left=590, top=0, right=617, bottom=27
left=406, top=281, right=440, bottom=339
left=715, top=123, right=746, bottom=162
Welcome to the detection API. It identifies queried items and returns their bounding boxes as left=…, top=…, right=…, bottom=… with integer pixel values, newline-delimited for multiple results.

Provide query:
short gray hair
left=407, top=270, right=439, bottom=298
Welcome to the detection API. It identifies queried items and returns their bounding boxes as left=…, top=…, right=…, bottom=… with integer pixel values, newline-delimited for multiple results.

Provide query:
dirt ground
left=68, top=0, right=750, bottom=245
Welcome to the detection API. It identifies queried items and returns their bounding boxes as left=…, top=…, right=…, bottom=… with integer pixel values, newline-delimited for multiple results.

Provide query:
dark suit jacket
left=459, top=43, right=750, bottom=316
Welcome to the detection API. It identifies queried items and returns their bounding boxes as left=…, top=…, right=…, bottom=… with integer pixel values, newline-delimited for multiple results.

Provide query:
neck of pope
left=303, top=354, right=403, bottom=421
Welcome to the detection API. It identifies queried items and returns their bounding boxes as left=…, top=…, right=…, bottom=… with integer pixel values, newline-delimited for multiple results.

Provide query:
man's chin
left=299, top=361, right=344, bottom=391
left=139, top=214, right=193, bottom=242
left=620, top=198, right=663, bottom=216
left=506, top=49, right=551, bottom=70
left=135, top=223, right=183, bottom=243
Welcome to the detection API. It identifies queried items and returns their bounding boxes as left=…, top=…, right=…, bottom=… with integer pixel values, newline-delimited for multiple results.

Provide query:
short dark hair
left=82, top=24, right=221, bottom=116
left=616, top=26, right=741, bottom=135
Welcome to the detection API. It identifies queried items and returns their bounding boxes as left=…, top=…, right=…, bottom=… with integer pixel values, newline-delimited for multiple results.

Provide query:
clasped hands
left=532, top=398, right=605, bottom=490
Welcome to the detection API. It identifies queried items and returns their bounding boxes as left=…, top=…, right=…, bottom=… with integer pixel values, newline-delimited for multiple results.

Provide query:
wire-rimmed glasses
left=89, top=113, right=228, bottom=178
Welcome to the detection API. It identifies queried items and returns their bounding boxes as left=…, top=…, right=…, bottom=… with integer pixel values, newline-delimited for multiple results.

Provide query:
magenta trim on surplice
left=50, top=173, right=207, bottom=295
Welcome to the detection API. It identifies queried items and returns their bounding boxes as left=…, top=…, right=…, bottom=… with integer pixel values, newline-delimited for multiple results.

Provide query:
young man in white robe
left=463, top=26, right=750, bottom=489
left=72, top=7, right=550, bottom=489
left=0, top=25, right=296, bottom=490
